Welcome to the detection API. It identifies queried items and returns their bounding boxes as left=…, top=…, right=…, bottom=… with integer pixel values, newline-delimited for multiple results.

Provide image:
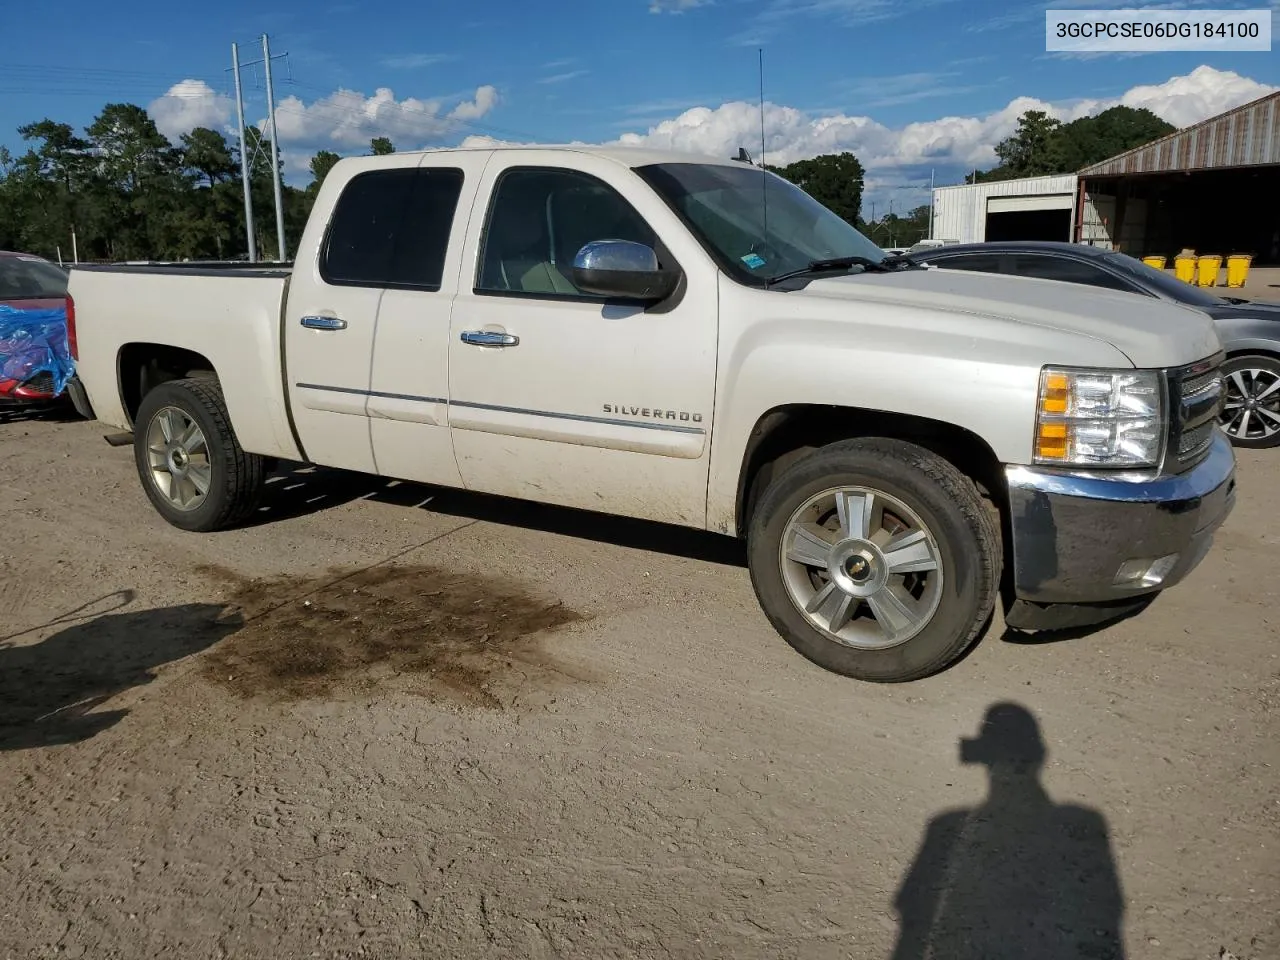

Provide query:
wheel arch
left=117, top=342, right=218, bottom=427
left=734, top=404, right=1007, bottom=538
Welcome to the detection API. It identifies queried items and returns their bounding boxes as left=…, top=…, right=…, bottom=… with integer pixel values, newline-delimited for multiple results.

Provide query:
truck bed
left=68, top=262, right=304, bottom=463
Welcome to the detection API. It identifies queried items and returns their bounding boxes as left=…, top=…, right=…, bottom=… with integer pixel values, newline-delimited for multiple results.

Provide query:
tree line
left=0, top=99, right=1175, bottom=264
left=966, top=105, right=1175, bottom=183
left=0, top=102, right=393, bottom=263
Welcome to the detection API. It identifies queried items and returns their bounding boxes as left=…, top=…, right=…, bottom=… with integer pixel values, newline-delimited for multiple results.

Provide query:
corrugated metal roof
left=1079, top=90, right=1279, bottom=176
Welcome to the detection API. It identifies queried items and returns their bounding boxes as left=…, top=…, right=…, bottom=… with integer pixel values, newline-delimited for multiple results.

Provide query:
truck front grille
left=1168, top=355, right=1224, bottom=469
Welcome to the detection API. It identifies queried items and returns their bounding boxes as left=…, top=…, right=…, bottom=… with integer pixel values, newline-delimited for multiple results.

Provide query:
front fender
left=704, top=281, right=1132, bottom=536
left=1218, top=316, right=1280, bottom=357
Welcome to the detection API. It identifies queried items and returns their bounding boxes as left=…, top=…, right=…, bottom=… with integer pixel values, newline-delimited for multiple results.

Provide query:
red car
left=0, top=250, right=71, bottom=404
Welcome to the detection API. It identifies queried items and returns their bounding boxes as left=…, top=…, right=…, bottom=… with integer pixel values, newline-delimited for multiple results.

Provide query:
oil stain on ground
left=195, top=564, right=587, bottom=709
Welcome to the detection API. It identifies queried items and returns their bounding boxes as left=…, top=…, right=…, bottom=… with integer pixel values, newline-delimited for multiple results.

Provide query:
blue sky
left=2, top=0, right=1277, bottom=211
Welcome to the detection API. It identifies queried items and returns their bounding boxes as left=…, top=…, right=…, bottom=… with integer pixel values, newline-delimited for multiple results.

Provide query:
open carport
left=1076, top=90, right=1280, bottom=265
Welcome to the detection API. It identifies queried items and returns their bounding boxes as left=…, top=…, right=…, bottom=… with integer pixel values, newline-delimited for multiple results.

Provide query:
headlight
left=1034, top=366, right=1164, bottom=468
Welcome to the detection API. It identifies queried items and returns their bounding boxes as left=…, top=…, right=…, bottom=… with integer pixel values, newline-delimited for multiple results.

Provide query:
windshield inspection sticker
left=741, top=253, right=767, bottom=269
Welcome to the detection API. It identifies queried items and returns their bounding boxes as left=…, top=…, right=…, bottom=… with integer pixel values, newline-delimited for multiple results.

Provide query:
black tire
left=133, top=377, right=266, bottom=532
left=1220, top=354, right=1280, bottom=449
left=747, top=437, right=1000, bottom=683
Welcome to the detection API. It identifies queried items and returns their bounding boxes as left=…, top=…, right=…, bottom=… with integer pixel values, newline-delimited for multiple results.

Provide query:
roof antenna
left=758, top=47, right=768, bottom=245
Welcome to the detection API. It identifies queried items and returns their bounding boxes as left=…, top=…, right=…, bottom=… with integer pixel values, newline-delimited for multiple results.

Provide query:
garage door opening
left=984, top=208, right=1073, bottom=242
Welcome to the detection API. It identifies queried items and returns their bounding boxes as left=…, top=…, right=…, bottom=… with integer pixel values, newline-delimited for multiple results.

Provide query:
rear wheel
left=747, top=438, right=999, bottom=682
left=1220, top=354, right=1280, bottom=448
left=133, top=377, right=265, bottom=531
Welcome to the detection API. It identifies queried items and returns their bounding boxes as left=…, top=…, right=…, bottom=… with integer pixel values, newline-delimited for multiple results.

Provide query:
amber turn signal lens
left=1036, top=422, right=1068, bottom=460
left=1041, top=372, right=1069, bottom=414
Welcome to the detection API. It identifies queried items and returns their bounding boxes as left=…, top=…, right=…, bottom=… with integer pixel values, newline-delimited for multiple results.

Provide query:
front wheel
left=133, top=377, right=266, bottom=532
left=747, top=438, right=1000, bottom=683
left=1219, top=354, right=1280, bottom=448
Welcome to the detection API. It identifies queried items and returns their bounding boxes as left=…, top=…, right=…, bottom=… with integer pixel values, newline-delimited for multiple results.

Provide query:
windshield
left=1104, top=252, right=1226, bottom=308
left=635, top=162, right=885, bottom=286
left=0, top=256, right=68, bottom=300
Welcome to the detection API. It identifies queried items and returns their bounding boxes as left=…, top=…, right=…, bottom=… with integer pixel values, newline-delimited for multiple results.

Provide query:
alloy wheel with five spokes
left=145, top=405, right=213, bottom=511
left=747, top=437, right=1000, bottom=683
left=781, top=486, right=944, bottom=650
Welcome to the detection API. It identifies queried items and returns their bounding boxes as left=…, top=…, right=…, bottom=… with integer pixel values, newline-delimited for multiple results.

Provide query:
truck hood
left=804, top=266, right=1221, bottom=369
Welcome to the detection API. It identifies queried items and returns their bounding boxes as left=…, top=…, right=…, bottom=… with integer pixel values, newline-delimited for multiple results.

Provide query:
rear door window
left=925, top=253, right=1005, bottom=274
left=1008, top=254, right=1134, bottom=292
left=322, top=167, right=464, bottom=290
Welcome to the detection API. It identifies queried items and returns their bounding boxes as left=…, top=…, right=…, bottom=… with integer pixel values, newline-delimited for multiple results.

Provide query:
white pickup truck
left=64, top=145, right=1236, bottom=683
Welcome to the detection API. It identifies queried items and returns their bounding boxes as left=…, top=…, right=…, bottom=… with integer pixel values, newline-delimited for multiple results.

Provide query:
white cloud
left=265, top=84, right=499, bottom=148
left=449, top=85, right=500, bottom=121
left=1068, top=64, right=1276, bottom=128
left=728, top=0, right=959, bottom=46
left=539, top=70, right=590, bottom=85
left=148, top=80, right=233, bottom=141
left=648, top=0, right=709, bottom=11
left=459, top=65, right=1275, bottom=214
left=614, top=65, right=1275, bottom=170
left=381, top=53, right=456, bottom=70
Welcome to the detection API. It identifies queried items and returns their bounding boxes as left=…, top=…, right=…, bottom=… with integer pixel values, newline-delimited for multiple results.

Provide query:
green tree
left=993, top=110, right=1064, bottom=178
left=768, top=151, right=865, bottom=225
left=309, top=150, right=341, bottom=186
left=181, top=128, right=236, bottom=188
left=969, top=106, right=1176, bottom=182
left=370, top=136, right=395, bottom=156
left=866, top=205, right=931, bottom=248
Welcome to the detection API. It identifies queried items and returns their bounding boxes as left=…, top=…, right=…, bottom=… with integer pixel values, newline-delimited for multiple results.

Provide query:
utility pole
left=929, top=168, right=935, bottom=240
left=231, top=42, right=257, bottom=262
left=262, top=33, right=287, bottom=262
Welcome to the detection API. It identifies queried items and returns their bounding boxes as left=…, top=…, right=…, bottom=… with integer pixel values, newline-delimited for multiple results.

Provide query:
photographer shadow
left=891, top=703, right=1126, bottom=960
left=0, top=602, right=241, bottom=752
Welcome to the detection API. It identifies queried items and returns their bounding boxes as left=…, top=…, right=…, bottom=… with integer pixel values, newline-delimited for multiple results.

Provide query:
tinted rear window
left=321, top=167, right=464, bottom=290
left=926, top=253, right=1005, bottom=273
left=1105, top=252, right=1226, bottom=307
left=0, top=257, right=68, bottom=299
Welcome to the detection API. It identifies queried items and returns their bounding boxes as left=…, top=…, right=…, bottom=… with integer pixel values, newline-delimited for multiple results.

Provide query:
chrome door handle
left=460, top=330, right=519, bottom=347
left=301, top=315, right=347, bottom=330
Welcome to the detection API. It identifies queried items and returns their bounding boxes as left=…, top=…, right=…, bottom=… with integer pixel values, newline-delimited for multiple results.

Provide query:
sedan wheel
left=1220, top=355, right=1280, bottom=448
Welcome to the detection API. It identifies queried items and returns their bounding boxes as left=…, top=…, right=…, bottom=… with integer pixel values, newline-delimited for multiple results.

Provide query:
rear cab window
left=321, top=167, right=465, bottom=290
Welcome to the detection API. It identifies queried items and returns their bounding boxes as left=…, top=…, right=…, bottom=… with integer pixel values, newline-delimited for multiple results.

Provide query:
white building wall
left=931, top=174, right=1080, bottom=243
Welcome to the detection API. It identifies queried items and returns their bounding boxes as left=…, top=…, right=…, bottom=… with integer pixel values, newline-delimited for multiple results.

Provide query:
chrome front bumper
left=1003, top=430, right=1236, bottom=627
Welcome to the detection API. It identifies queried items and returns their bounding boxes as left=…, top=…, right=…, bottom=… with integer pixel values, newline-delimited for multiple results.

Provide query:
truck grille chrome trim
left=1167, top=354, right=1224, bottom=470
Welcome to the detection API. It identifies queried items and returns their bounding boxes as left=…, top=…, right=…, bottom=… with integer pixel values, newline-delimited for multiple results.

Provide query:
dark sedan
left=904, top=240, right=1280, bottom=448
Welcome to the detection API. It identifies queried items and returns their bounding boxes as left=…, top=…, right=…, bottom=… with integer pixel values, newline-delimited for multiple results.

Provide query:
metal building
left=928, top=90, right=1280, bottom=263
left=1076, top=90, right=1280, bottom=265
left=931, top=174, right=1079, bottom=245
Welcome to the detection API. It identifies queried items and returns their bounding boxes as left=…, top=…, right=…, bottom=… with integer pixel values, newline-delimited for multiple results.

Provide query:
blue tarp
left=0, top=304, right=73, bottom=397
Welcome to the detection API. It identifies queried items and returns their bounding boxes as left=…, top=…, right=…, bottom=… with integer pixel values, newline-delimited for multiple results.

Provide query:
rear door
left=366, top=154, right=490, bottom=488
left=283, top=153, right=427, bottom=473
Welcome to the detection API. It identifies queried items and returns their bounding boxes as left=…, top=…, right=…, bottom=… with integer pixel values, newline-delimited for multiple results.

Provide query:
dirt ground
left=1, top=410, right=1276, bottom=960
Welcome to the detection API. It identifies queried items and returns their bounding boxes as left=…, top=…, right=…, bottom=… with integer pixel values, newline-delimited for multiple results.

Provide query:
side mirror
left=570, top=240, right=679, bottom=302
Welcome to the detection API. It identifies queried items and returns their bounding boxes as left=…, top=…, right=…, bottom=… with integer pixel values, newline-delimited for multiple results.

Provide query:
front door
left=447, top=154, right=719, bottom=528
